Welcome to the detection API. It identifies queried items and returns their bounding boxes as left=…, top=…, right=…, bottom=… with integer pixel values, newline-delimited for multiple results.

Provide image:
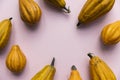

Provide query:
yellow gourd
left=69, top=65, right=82, bottom=80
left=77, top=0, right=115, bottom=27
left=31, top=58, right=56, bottom=80
left=88, top=53, right=116, bottom=80
left=45, top=0, right=70, bottom=13
left=19, top=0, right=42, bottom=24
left=6, top=45, right=27, bottom=73
left=0, top=18, right=12, bottom=49
left=101, top=21, right=120, bottom=45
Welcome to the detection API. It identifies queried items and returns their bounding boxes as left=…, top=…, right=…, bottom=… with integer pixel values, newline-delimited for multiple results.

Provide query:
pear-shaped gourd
left=77, top=0, right=115, bottom=27
left=6, top=45, right=26, bottom=73
left=0, top=18, right=12, bottom=49
left=69, top=65, right=82, bottom=80
left=88, top=53, right=116, bottom=80
left=19, top=0, right=42, bottom=24
left=45, top=0, right=70, bottom=13
left=31, top=58, right=56, bottom=80
left=101, top=21, right=120, bottom=45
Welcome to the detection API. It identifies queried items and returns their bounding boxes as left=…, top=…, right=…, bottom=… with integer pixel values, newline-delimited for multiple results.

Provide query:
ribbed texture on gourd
left=45, top=0, right=66, bottom=8
left=101, top=21, right=120, bottom=45
left=6, top=45, right=26, bottom=72
left=88, top=53, right=116, bottom=80
left=0, top=18, right=12, bottom=49
left=78, top=0, right=115, bottom=23
left=31, top=65, right=56, bottom=80
left=19, top=0, right=42, bottom=24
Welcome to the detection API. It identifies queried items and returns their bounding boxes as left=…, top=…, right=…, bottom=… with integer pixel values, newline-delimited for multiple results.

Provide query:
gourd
left=6, top=45, right=26, bottom=72
left=31, top=58, right=56, bottom=80
left=45, top=0, right=70, bottom=13
left=101, top=21, right=120, bottom=45
left=77, top=0, right=115, bottom=27
left=88, top=53, right=116, bottom=80
left=19, top=0, right=42, bottom=24
left=69, top=65, right=82, bottom=80
left=0, top=18, right=12, bottom=49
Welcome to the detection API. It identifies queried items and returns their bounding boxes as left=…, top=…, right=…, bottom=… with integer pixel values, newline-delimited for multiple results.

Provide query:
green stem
left=77, top=22, right=81, bottom=27
left=63, top=6, right=70, bottom=13
left=9, top=17, right=13, bottom=20
left=87, top=53, right=93, bottom=59
left=71, top=65, right=77, bottom=70
left=51, top=57, right=55, bottom=66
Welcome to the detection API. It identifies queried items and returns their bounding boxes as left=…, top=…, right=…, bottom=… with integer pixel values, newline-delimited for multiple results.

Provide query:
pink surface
left=0, top=0, right=120, bottom=80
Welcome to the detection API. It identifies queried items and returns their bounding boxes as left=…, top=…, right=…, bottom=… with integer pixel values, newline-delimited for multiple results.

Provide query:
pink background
left=0, top=0, right=120, bottom=80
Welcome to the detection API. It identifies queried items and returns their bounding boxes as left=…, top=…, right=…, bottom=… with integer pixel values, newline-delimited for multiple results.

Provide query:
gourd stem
left=77, top=22, right=81, bottom=27
left=71, top=65, right=77, bottom=70
left=63, top=6, right=70, bottom=13
left=51, top=57, right=55, bottom=66
left=88, top=53, right=93, bottom=59
left=9, top=17, right=13, bottom=20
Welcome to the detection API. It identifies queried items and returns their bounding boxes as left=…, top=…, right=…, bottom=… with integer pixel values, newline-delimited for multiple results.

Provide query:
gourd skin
left=0, top=18, right=12, bottom=49
left=45, top=0, right=70, bottom=13
left=101, top=21, right=120, bottom=45
left=6, top=45, right=26, bottom=72
left=77, top=0, right=115, bottom=26
left=69, top=65, right=82, bottom=80
left=88, top=53, right=116, bottom=80
left=19, top=0, right=42, bottom=24
left=31, top=58, right=56, bottom=80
